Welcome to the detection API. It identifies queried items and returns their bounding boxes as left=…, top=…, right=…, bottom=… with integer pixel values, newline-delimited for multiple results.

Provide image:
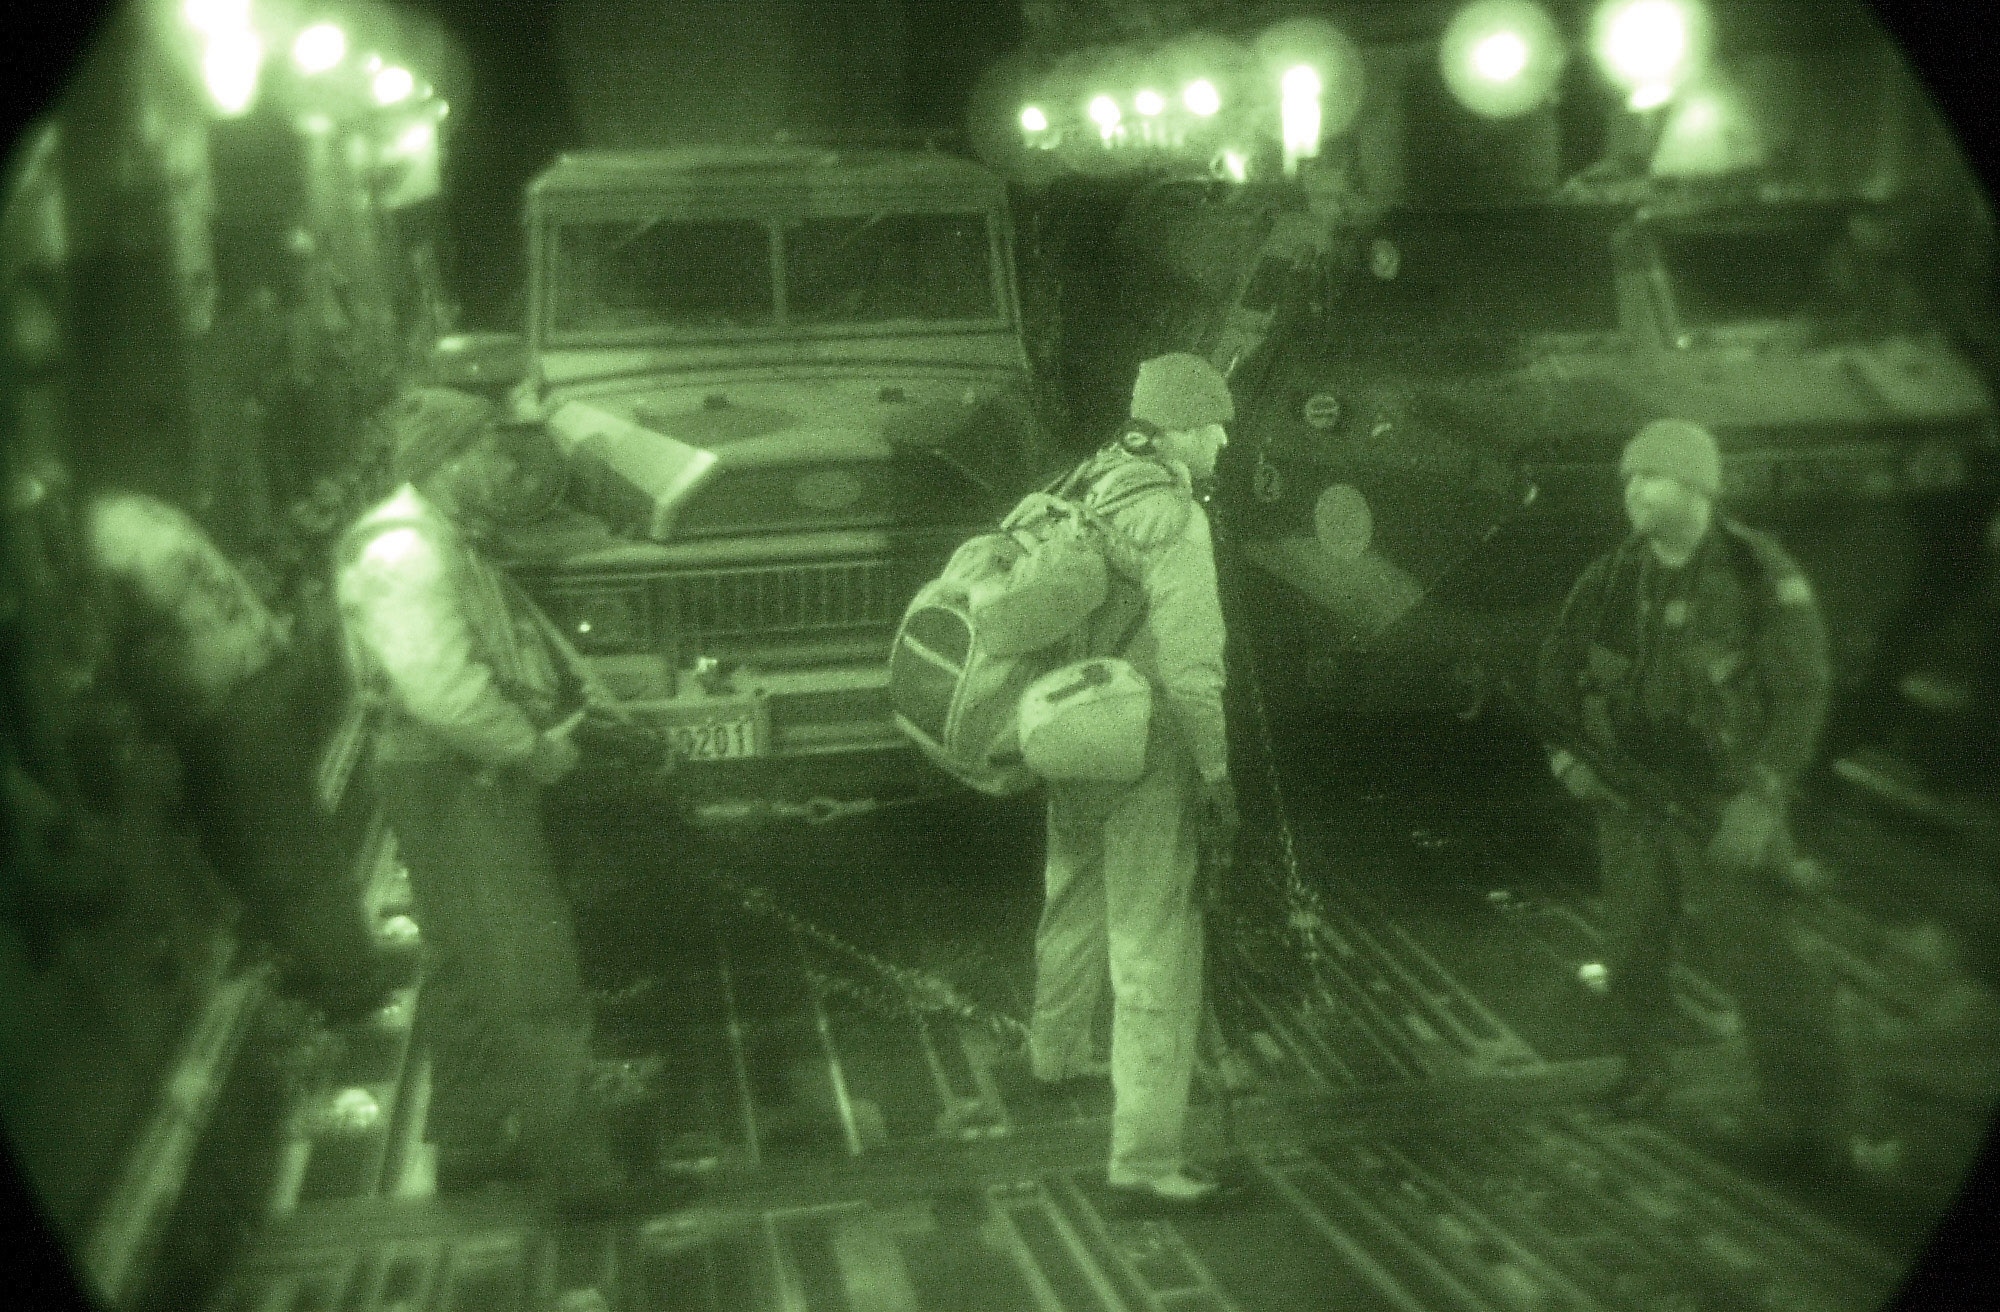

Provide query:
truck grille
left=663, top=559, right=897, bottom=640
left=535, top=558, right=906, bottom=660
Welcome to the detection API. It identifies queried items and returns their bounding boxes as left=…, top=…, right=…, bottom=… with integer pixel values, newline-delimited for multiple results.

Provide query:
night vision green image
left=3, top=2, right=1997, bottom=1310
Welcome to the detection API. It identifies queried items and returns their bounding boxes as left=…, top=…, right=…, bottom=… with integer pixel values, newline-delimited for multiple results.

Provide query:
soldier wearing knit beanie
left=1021, top=349, right=1241, bottom=1211
left=1537, top=414, right=1868, bottom=1172
left=1622, top=418, right=1722, bottom=567
left=1127, top=353, right=1235, bottom=484
left=1621, top=418, right=1722, bottom=501
left=1130, top=353, right=1236, bottom=433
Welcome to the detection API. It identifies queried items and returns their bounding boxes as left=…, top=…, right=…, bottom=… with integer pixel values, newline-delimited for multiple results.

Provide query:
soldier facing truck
left=334, top=386, right=628, bottom=1200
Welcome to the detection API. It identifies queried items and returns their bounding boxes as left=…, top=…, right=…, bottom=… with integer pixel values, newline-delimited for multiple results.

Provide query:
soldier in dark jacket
left=83, top=489, right=407, bottom=1024
left=1536, top=418, right=1863, bottom=1173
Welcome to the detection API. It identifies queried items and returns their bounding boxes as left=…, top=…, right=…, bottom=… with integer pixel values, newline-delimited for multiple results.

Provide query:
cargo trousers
left=1030, top=723, right=1205, bottom=1184
left=1596, top=803, right=1854, bottom=1135
left=373, top=753, right=595, bottom=1186
left=176, top=647, right=398, bottom=1021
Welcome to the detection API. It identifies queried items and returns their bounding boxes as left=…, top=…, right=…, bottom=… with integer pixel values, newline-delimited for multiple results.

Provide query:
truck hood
left=551, top=362, right=1029, bottom=470
left=544, top=362, right=1037, bottom=539
left=537, top=327, right=1029, bottom=393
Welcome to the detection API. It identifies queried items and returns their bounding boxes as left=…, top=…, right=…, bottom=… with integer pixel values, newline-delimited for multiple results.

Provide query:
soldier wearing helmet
left=1536, top=418, right=1869, bottom=1177
left=334, top=386, right=615, bottom=1199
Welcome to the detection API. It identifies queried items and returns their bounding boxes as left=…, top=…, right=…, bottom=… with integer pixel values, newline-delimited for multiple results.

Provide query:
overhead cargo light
left=1676, top=97, right=1718, bottom=135
left=393, top=120, right=436, bottom=157
left=292, top=21, right=346, bottom=74
left=1592, top=0, right=1710, bottom=105
left=202, top=27, right=264, bottom=116
left=1019, top=105, right=1048, bottom=134
left=372, top=65, right=416, bottom=106
left=1628, top=81, right=1674, bottom=111
left=1183, top=79, right=1222, bottom=117
left=1279, top=64, right=1323, bottom=174
left=1256, top=17, right=1365, bottom=145
left=1473, top=32, right=1529, bottom=83
left=1088, top=93, right=1122, bottom=142
left=1132, top=88, right=1168, bottom=144
left=1441, top=1, right=1567, bottom=119
left=1650, top=84, right=1764, bottom=176
left=182, top=0, right=250, bottom=36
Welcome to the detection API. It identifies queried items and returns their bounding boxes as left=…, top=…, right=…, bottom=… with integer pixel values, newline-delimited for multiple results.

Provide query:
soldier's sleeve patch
left=1774, top=574, right=1814, bottom=607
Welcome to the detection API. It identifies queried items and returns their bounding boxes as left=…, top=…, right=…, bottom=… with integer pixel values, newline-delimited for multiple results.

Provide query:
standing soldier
left=1027, top=354, right=1241, bottom=1208
left=335, top=386, right=615, bottom=1199
left=1536, top=418, right=1866, bottom=1174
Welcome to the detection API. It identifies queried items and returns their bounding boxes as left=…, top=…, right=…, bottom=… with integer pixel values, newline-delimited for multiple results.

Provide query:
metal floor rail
left=208, top=852, right=1913, bottom=1312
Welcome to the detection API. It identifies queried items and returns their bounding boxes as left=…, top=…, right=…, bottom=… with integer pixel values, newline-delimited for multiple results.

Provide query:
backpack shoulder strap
left=1048, top=448, right=1107, bottom=500
left=1087, top=460, right=1179, bottom=517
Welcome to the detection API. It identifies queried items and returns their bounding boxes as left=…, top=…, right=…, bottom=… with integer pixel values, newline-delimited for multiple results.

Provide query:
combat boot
left=300, top=950, right=422, bottom=1029
left=433, top=1139, right=538, bottom=1197
left=1108, top=1165, right=1240, bottom=1213
left=548, top=1110, right=705, bottom=1221
left=545, top=1110, right=627, bottom=1200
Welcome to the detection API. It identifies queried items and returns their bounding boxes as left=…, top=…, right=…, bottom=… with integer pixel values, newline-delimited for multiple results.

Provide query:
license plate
left=666, top=717, right=760, bottom=761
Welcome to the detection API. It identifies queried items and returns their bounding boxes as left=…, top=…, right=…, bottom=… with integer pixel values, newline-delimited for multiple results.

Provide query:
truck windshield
left=553, top=218, right=774, bottom=335
left=549, top=210, right=1001, bottom=341
left=784, top=212, right=1000, bottom=325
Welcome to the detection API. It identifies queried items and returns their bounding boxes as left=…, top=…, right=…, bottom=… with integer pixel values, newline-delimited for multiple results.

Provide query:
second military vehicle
left=1195, top=190, right=1996, bottom=720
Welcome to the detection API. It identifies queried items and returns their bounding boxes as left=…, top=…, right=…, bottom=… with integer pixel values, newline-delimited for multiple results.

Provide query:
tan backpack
left=888, top=455, right=1170, bottom=797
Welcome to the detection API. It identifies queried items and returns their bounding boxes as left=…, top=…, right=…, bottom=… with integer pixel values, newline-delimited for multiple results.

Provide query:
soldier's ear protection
left=1118, top=417, right=1165, bottom=454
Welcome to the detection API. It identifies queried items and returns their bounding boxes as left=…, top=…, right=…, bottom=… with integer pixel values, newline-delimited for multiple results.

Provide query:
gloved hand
left=525, top=729, right=583, bottom=786
left=1709, top=788, right=1781, bottom=870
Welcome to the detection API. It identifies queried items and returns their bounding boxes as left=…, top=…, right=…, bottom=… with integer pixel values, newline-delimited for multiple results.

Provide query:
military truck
left=1170, top=188, right=1999, bottom=721
left=502, top=146, right=1045, bottom=809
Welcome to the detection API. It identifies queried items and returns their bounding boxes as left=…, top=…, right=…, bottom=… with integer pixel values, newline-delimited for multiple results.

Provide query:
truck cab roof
left=529, top=146, right=1008, bottom=204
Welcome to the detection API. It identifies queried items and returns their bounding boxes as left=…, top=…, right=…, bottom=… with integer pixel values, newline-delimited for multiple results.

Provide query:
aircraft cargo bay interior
left=3, top=3, right=1998, bottom=1311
